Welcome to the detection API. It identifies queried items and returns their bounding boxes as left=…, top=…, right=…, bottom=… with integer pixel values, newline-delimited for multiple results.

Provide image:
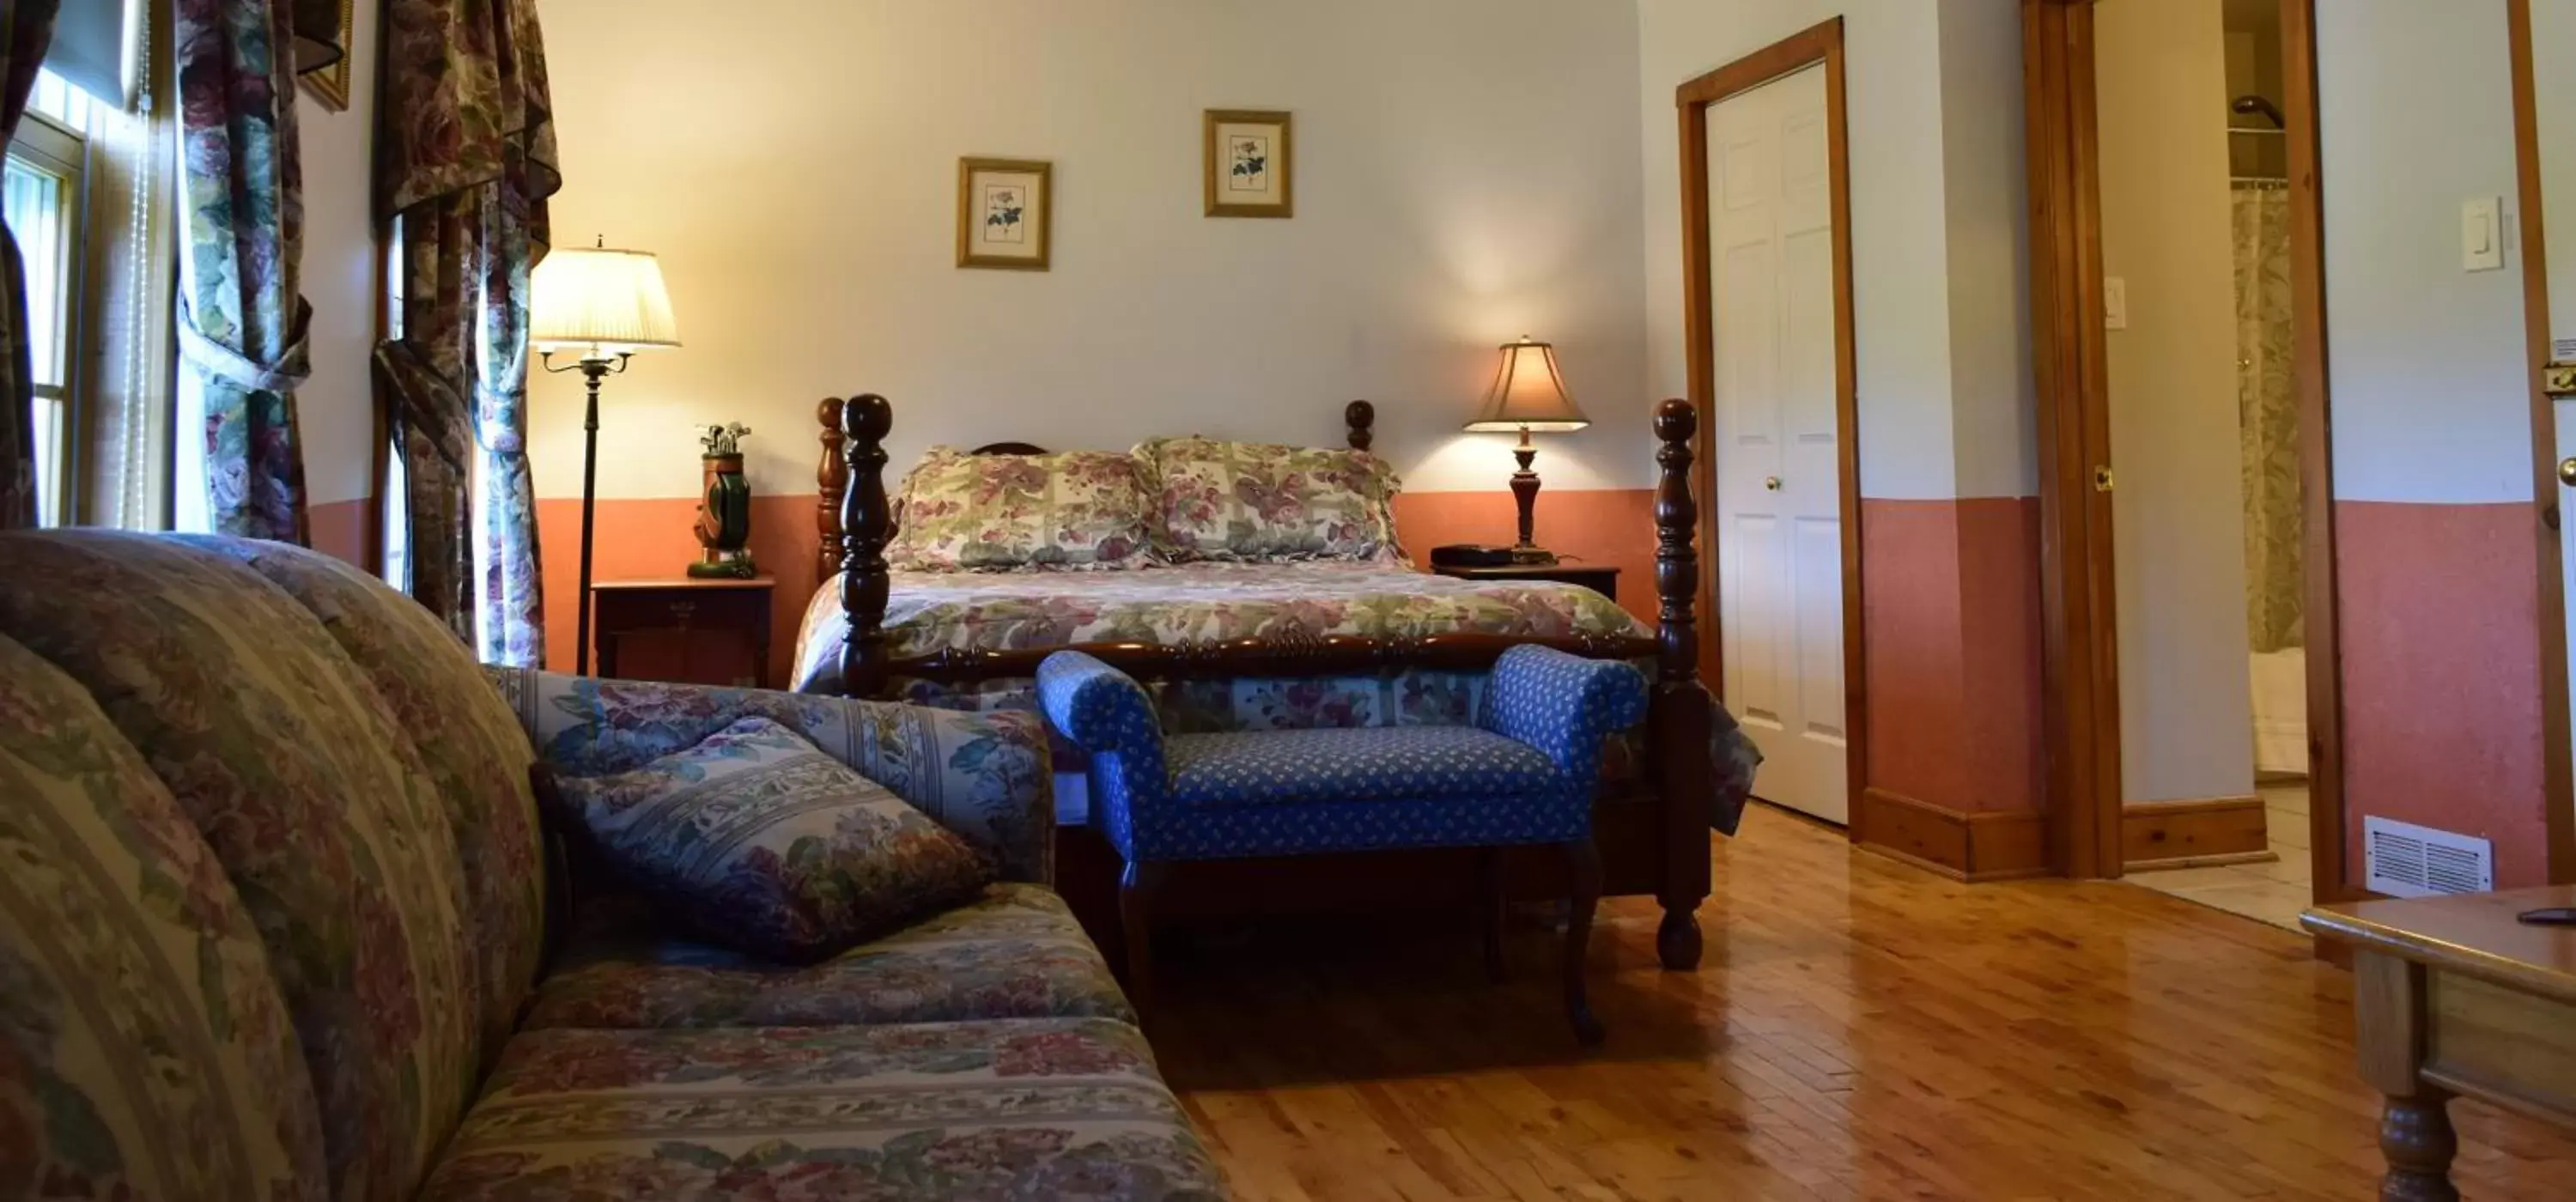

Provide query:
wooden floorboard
left=1149, top=805, right=2576, bottom=1200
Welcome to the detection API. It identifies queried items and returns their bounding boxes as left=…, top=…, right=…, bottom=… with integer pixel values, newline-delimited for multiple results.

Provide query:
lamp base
left=1510, top=544, right=1559, bottom=566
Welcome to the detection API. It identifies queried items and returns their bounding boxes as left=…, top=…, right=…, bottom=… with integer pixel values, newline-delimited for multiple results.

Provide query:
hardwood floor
left=1149, top=806, right=2576, bottom=1200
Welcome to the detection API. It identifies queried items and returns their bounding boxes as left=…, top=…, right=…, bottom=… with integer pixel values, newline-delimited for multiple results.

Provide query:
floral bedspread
left=793, top=559, right=1645, bottom=694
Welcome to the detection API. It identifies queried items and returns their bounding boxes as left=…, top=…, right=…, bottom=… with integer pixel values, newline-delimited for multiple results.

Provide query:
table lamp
left=1461, top=336, right=1589, bottom=565
left=532, top=237, right=682, bottom=675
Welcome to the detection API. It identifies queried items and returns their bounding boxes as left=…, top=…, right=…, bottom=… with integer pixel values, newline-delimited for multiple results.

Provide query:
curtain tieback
left=178, top=297, right=313, bottom=393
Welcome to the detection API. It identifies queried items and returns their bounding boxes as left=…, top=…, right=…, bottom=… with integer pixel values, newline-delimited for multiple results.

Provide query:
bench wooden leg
left=1119, top=859, right=1166, bottom=1023
left=1479, top=847, right=1507, bottom=982
left=1563, top=837, right=1605, bottom=1046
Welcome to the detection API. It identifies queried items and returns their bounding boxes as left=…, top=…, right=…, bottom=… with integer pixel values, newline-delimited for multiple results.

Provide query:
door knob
left=2560, top=457, right=2576, bottom=487
left=1763, top=476, right=1783, bottom=492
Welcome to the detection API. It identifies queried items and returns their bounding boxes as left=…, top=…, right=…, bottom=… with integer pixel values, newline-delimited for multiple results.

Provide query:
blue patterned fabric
left=1167, top=727, right=1553, bottom=807
left=1036, top=647, right=1647, bottom=863
left=1484, top=643, right=1649, bottom=787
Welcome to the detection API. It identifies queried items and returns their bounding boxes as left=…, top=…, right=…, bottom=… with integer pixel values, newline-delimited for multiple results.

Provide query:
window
left=7, top=70, right=92, bottom=527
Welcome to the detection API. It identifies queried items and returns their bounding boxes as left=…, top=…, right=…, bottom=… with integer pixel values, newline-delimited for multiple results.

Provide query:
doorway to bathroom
left=2022, top=0, right=2339, bottom=923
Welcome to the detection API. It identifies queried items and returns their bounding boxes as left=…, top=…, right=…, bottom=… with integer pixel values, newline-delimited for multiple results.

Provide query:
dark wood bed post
left=839, top=394, right=895, bottom=698
left=816, top=398, right=848, bottom=580
left=1346, top=400, right=1375, bottom=451
left=1650, top=397, right=1714, bottom=971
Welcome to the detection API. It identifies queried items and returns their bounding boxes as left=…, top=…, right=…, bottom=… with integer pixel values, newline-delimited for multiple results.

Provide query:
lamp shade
left=1462, top=337, right=1588, bottom=433
left=532, top=246, right=683, bottom=355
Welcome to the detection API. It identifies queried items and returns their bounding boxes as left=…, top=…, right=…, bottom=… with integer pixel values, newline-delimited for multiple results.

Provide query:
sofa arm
left=485, top=668, right=1054, bottom=883
left=1035, top=651, right=1169, bottom=860
left=1479, top=645, right=1649, bottom=789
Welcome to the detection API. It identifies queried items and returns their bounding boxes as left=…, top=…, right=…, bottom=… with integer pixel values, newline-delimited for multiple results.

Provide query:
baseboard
left=1856, top=787, right=2050, bottom=883
left=2121, top=795, right=2269, bottom=869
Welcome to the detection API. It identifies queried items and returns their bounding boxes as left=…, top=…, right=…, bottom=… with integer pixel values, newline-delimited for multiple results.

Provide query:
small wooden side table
left=2303, top=887, right=2576, bottom=1201
left=1431, top=562, right=1620, bottom=603
left=591, top=577, right=775, bottom=689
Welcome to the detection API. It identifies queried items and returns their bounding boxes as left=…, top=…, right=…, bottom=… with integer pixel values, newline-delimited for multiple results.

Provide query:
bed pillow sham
left=1135, top=435, right=1403, bottom=562
left=889, top=446, right=1161, bottom=571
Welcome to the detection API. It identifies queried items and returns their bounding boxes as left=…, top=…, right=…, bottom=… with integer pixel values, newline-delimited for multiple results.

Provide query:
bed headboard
left=812, top=399, right=1380, bottom=580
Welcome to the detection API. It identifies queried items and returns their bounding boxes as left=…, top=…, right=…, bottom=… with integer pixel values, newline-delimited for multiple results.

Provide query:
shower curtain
left=2234, top=185, right=2300, bottom=653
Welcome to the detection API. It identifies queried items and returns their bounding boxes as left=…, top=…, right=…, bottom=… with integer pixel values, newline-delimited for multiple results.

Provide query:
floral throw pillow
left=889, top=446, right=1159, bottom=571
left=1136, top=435, right=1402, bottom=562
left=545, top=718, right=993, bottom=962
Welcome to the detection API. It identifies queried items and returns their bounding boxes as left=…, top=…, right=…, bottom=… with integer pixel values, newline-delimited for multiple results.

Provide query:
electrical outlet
left=2103, top=277, right=2129, bottom=330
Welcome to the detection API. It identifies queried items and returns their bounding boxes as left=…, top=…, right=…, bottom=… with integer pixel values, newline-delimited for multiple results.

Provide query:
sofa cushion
left=491, top=670, right=1055, bottom=883
left=519, top=883, right=1133, bottom=1029
left=416, top=1020, right=1224, bottom=1200
left=1165, top=725, right=1558, bottom=807
left=185, top=535, right=546, bottom=1059
left=0, top=634, right=329, bottom=1201
left=890, top=446, right=1162, bottom=571
left=550, top=717, right=994, bottom=962
left=0, top=530, right=482, bottom=1199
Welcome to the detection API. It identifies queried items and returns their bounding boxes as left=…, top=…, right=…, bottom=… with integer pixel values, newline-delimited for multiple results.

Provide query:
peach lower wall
left=1860, top=497, right=2044, bottom=815
left=2335, top=500, right=2551, bottom=889
left=309, top=499, right=370, bottom=569
left=532, top=489, right=1660, bottom=683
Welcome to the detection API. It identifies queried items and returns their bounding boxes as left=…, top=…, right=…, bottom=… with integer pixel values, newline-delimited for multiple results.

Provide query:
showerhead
left=2231, top=94, right=2285, bottom=129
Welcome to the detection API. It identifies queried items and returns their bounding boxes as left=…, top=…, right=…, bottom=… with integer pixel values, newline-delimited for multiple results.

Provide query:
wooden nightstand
left=591, top=577, right=775, bottom=689
left=1431, top=562, right=1619, bottom=603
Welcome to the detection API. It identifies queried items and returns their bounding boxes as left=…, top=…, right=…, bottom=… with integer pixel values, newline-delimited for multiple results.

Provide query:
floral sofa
left=0, top=530, right=1224, bottom=1199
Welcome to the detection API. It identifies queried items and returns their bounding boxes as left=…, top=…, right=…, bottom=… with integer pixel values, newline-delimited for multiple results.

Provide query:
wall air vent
left=2362, top=816, right=2494, bottom=899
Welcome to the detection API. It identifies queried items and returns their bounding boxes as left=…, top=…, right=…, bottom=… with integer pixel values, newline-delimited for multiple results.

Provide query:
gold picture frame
left=957, top=157, right=1053, bottom=271
left=298, top=0, right=355, bottom=112
left=1204, top=109, right=1292, bottom=218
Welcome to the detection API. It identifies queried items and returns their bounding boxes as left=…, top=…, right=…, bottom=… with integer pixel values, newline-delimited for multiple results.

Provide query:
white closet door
left=1710, top=64, right=1847, bottom=824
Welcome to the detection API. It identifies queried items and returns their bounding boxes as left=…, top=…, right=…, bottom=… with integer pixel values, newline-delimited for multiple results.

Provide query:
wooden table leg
left=2352, top=950, right=2458, bottom=1202
left=2377, top=1088, right=2458, bottom=1202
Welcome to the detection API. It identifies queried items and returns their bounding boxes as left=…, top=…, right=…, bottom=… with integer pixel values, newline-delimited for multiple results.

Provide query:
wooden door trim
left=1674, top=18, right=1864, bottom=833
left=2021, top=0, right=2121, bottom=878
left=2507, top=0, right=2576, bottom=885
left=2277, top=0, right=2354, bottom=904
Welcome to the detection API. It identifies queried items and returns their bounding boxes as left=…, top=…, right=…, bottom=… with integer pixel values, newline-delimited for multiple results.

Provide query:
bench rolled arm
left=1480, top=645, right=1650, bottom=789
left=1036, top=651, right=1170, bottom=859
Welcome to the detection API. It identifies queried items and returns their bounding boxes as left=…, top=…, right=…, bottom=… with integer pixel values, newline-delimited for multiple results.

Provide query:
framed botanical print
left=299, top=0, right=355, bottom=112
left=957, top=157, right=1052, bottom=270
left=1204, top=110, right=1292, bottom=218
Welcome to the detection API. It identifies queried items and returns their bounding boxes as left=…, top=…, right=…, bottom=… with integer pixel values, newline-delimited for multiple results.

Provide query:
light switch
left=2464, top=197, right=2504, bottom=271
left=2104, top=276, right=2129, bottom=330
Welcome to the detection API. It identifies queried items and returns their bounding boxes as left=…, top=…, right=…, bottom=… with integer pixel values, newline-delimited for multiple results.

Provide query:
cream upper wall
left=295, top=0, right=379, bottom=509
left=1636, top=0, right=2031, bottom=503
left=526, top=0, right=1649, bottom=503
left=2318, top=0, right=2531, bottom=505
left=2094, top=0, right=2254, bottom=804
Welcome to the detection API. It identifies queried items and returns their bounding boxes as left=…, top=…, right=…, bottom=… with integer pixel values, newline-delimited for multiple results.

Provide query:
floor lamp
left=531, top=239, right=682, bottom=676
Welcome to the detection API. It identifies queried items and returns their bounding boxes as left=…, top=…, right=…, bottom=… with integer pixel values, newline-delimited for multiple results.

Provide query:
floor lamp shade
left=533, top=240, right=683, bottom=678
left=533, top=246, right=683, bottom=357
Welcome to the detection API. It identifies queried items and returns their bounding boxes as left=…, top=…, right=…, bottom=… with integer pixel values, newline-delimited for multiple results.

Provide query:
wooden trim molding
left=1857, top=789, right=2051, bottom=883
left=2021, top=0, right=2123, bottom=878
left=2507, top=0, right=2576, bottom=885
left=2279, top=0, right=2354, bottom=905
left=2122, top=796, right=2273, bottom=870
left=1674, top=18, right=1867, bottom=835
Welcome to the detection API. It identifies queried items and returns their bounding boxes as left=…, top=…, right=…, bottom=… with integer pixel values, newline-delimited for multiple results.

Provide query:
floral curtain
left=374, top=0, right=557, bottom=663
left=2233, top=185, right=2301, bottom=654
left=175, top=0, right=313, bottom=543
left=0, top=0, right=58, bottom=531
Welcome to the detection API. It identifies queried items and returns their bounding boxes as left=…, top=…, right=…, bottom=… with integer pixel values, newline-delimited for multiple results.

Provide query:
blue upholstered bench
left=1036, top=643, right=1650, bottom=1043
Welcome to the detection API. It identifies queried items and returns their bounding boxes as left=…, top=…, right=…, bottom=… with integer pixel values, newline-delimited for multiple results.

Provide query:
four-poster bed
left=801, top=394, right=1735, bottom=970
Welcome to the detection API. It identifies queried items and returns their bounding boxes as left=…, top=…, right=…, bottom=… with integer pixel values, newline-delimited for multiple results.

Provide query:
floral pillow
left=889, top=446, right=1158, bottom=571
left=544, top=717, right=993, bottom=962
left=1135, top=435, right=1402, bottom=562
